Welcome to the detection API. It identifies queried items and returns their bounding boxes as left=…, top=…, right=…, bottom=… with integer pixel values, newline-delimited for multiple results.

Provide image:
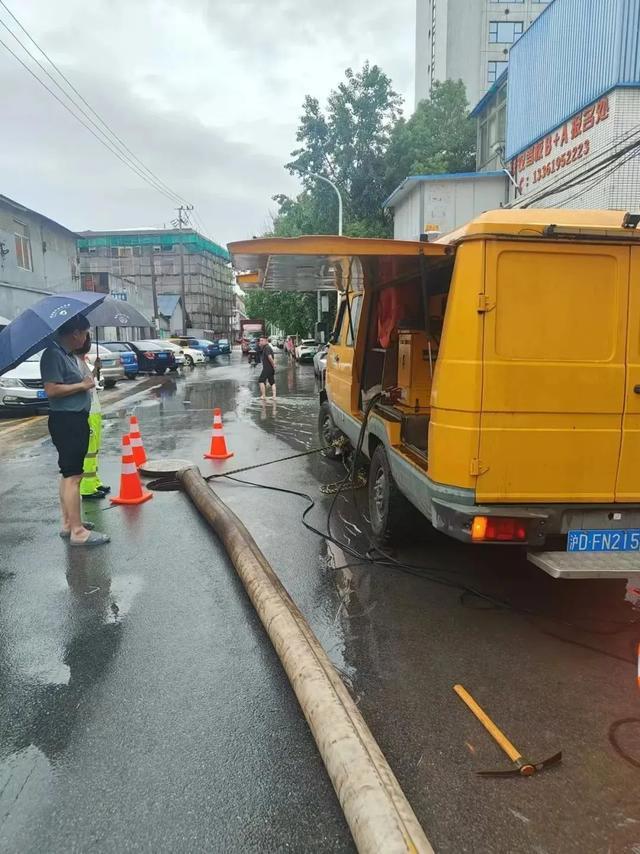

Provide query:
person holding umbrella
left=40, top=315, right=110, bottom=547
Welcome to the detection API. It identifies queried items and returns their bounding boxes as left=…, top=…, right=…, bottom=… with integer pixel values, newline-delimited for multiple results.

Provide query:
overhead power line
left=0, top=0, right=191, bottom=207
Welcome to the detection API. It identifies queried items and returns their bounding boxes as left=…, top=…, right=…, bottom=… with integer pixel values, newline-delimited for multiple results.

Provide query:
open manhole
left=139, top=459, right=194, bottom=492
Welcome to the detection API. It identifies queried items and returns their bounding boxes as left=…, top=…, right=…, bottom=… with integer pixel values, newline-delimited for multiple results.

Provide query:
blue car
left=217, top=338, right=231, bottom=355
left=100, top=341, right=140, bottom=379
left=170, top=337, right=219, bottom=360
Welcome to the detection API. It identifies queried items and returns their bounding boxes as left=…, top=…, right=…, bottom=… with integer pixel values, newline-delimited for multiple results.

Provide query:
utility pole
left=176, top=204, right=193, bottom=334
left=150, top=250, right=159, bottom=331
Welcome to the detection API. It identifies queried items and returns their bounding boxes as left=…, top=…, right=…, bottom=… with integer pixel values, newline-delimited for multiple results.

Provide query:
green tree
left=271, top=62, right=402, bottom=238
left=243, top=289, right=317, bottom=338
left=384, top=80, right=476, bottom=193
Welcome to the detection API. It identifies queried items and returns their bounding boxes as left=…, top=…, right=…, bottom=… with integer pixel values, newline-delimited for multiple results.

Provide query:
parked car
left=110, top=340, right=176, bottom=374
left=170, top=337, right=220, bottom=360
left=217, top=338, right=231, bottom=355
left=162, top=340, right=205, bottom=366
left=295, top=339, right=318, bottom=362
left=85, top=345, right=125, bottom=388
left=314, top=343, right=328, bottom=382
left=0, top=351, right=48, bottom=411
left=149, top=340, right=186, bottom=369
left=98, top=341, right=139, bottom=379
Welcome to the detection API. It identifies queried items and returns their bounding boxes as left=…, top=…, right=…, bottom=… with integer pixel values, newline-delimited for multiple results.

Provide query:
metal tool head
left=478, top=751, right=562, bottom=778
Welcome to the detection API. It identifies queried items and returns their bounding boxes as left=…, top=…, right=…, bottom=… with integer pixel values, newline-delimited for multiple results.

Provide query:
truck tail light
left=472, top=516, right=527, bottom=542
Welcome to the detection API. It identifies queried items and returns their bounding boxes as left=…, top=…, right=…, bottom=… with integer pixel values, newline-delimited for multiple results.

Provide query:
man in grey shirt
left=41, top=314, right=110, bottom=547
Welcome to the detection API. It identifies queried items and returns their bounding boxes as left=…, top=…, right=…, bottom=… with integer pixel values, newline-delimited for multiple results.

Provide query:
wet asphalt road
left=1, top=349, right=640, bottom=853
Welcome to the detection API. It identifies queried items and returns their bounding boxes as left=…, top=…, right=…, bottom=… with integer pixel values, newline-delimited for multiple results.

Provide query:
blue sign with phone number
left=567, top=529, right=640, bottom=552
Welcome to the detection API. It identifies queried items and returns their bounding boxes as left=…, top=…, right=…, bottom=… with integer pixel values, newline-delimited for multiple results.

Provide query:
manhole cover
left=139, top=459, right=194, bottom=477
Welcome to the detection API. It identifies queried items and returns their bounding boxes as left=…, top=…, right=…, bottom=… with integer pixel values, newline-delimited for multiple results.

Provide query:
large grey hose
left=177, top=466, right=434, bottom=854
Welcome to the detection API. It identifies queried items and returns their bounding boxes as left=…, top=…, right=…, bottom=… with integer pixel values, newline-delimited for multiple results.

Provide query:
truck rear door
left=477, top=241, right=630, bottom=504
left=616, top=246, right=640, bottom=501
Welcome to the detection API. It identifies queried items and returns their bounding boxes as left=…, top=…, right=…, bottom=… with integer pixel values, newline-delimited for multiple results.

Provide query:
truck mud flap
left=527, top=550, right=640, bottom=579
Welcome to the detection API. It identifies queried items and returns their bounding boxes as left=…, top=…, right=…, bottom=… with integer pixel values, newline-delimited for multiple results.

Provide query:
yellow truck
left=230, top=209, right=640, bottom=579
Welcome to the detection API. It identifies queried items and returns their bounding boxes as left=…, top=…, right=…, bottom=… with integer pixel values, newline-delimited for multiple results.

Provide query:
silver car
left=86, top=345, right=125, bottom=388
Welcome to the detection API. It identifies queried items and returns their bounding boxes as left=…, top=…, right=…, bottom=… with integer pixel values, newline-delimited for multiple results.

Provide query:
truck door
left=477, top=241, right=629, bottom=504
left=616, top=246, right=640, bottom=501
left=326, top=290, right=364, bottom=418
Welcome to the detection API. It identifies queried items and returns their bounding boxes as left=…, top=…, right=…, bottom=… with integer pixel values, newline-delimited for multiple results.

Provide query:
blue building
left=472, top=0, right=640, bottom=209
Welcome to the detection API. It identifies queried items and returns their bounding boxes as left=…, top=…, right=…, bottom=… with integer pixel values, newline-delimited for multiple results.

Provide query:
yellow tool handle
left=453, top=684, right=522, bottom=763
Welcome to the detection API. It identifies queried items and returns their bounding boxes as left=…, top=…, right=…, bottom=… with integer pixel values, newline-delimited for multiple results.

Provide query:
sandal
left=69, top=531, right=110, bottom=547
left=60, top=522, right=95, bottom=539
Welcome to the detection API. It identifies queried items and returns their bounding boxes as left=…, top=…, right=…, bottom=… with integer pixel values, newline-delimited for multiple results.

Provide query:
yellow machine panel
left=397, top=330, right=436, bottom=411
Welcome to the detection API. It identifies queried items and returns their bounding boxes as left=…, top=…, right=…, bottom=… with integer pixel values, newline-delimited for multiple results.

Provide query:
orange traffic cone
left=129, top=414, right=147, bottom=467
left=204, top=408, right=234, bottom=460
left=111, top=435, right=153, bottom=505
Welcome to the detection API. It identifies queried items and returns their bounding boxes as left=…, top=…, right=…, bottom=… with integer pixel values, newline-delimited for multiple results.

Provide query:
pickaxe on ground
left=453, top=684, right=562, bottom=778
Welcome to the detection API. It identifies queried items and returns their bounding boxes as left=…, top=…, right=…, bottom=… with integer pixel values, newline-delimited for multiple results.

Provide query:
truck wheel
left=318, top=401, right=345, bottom=460
left=368, top=444, right=413, bottom=546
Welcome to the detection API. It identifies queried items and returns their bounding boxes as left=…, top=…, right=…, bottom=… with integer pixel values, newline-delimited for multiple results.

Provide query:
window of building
left=489, top=21, right=523, bottom=42
left=488, top=60, right=508, bottom=83
left=492, top=0, right=523, bottom=3
left=117, top=246, right=133, bottom=257
left=89, top=246, right=97, bottom=254
left=153, top=245, right=162, bottom=253
left=14, top=221, right=32, bottom=271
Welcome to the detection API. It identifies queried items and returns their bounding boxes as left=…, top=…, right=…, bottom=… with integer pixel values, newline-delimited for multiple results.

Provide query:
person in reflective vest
left=75, top=337, right=110, bottom=500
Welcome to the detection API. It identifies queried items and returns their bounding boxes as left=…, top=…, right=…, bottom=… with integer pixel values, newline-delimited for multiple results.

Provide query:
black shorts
left=48, top=411, right=90, bottom=478
left=258, top=368, right=275, bottom=385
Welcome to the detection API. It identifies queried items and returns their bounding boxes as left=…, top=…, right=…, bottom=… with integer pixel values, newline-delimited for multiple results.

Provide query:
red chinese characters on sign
left=511, top=95, right=610, bottom=179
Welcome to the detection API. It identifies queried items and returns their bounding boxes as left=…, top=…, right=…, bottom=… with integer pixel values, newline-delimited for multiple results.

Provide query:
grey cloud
left=0, top=0, right=412, bottom=245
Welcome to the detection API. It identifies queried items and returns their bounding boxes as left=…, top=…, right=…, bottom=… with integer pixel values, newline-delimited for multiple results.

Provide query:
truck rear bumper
left=431, top=497, right=640, bottom=547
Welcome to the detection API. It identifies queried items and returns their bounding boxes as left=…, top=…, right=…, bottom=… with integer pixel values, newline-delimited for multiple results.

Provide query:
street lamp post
left=302, top=172, right=343, bottom=325
left=305, top=172, right=343, bottom=236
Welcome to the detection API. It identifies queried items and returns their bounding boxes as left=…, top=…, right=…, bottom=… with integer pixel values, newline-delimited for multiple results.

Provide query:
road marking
left=0, top=416, right=42, bottom=436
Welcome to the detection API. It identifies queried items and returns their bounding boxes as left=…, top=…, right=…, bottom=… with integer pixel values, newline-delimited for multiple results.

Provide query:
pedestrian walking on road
left=40, top=316, right=110, bottom=547
left=258, top=334, right=276, bottom=399
left=75, top=336, right=110, bottom=501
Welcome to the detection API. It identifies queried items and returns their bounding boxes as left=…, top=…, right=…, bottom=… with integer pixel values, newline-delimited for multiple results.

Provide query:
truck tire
left=368, top=444, right=414, bottom=546
left=318, top=401, right=345, bottom=460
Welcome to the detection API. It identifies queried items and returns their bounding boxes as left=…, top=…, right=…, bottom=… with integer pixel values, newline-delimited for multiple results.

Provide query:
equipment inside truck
left=351, top=253, right=454, bottom=462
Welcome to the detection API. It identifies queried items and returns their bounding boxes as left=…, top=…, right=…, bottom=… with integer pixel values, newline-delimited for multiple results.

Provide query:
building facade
left=504, top=0, right=640, bottom=210
left=78, top=229, right=233, bottom=337
left=415, top=0, right=550, bottom=109
left=0, top=194, right=80, bottom=321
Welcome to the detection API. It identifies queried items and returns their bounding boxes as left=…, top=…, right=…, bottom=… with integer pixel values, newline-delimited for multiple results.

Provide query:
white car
left=154, top=339, right=204, bottom=367
left=85, top=344, right=125, bottom=388
left=295, top=339, right=318, bottom=362
left=313, top=343, right=328, bottom=382
left=0, top=351, right=48, bottom=410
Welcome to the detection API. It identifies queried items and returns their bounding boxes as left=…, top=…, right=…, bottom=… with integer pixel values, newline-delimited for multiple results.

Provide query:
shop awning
left=228, top=235, right=450, bottom=292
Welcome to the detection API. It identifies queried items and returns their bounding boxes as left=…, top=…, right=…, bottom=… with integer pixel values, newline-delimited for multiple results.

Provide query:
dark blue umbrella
left=0, top=291, right=107, bottom=375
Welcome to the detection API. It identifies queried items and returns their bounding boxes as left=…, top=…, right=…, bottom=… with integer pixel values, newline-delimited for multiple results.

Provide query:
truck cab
left=230, top=210, right=640, bottom=579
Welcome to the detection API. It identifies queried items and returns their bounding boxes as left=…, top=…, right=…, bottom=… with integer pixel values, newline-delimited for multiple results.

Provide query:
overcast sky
left=0, top=0, right=414, bottom=247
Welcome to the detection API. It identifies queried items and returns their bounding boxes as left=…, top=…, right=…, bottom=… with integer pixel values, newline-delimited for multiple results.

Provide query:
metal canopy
left=228, top=235, right=449, bottom=292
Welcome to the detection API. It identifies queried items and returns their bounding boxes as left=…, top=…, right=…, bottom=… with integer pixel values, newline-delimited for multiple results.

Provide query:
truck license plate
left=567, top=529, right=640, bottom=552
